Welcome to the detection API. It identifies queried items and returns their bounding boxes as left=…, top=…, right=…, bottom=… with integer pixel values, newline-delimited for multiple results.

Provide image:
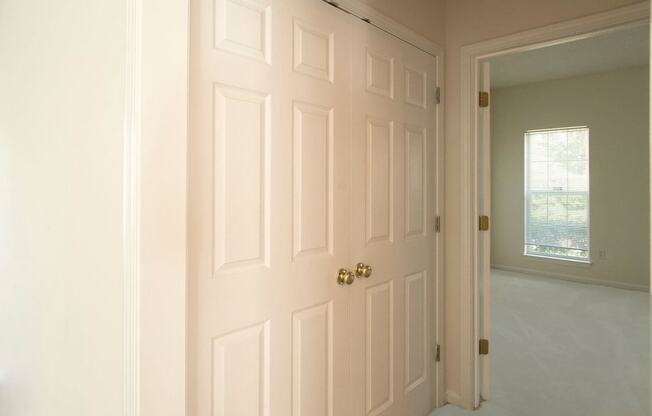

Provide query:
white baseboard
left=491, top=264, right=649, bottom=292
left=445, top=390, right=464, bottom=408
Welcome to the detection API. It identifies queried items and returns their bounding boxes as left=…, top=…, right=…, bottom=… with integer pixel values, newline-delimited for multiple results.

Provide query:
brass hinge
left=435, top=344, right=441, bottom=362
left=479, top=339, right=489, bottom=355
left=435, top=87, right=441, bottom=104
left=479, top=215, right=489, bottom=231
left=479, top=91, right=489, bottom=108
left=435, top=216, right=441, bottom=233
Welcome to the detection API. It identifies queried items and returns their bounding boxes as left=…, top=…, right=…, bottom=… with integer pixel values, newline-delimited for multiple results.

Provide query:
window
left=524, top=127, right=589, bottom=261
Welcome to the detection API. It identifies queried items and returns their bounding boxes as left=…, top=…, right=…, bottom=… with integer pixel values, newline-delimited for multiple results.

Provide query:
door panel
left=213, top=84, right=270, bottom=271
left=189, top=1, right=351, bottom=415
left=405, top=271, right=427, bottom=392
left=366, top=281, right=395, bottom=416
left=350, top=18, right=438, bottom=416
left=292, top=302, right=333, bottom=416
left=292, top=100, right=333, bottom=257
left=366, top=117, right=395, bottom=244
left=405, top=126, right=427, bottom=238
left=212, top=321, right=271, bottom=416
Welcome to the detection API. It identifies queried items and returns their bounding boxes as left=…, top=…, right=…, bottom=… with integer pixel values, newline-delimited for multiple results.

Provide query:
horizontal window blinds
left=524, top=127, right=589, bottom=260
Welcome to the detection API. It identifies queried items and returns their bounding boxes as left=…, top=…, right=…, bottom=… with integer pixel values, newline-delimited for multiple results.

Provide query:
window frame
left=523, top=126, right=591, bottom=263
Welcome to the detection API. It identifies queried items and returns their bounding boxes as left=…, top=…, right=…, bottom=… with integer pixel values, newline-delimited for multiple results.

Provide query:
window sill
left=523, top=253, right=592, bottom=266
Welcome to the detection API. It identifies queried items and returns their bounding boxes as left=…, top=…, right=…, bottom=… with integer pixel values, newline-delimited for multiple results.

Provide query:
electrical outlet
left=599, top=249, right=607, bottom=259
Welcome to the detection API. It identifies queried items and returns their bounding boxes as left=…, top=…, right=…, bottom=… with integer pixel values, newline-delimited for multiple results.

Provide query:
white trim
left=478, top=61, right=491, bottom=402
left=446, top=389, right=461, bottom=405
left=433, top=52, right=447, bottom=409
left=124, top=0, right=189, bottom=415
left=492, top=264, right=650, bottom=292
left=326, top=0, right=444, bottom=56
left=458, top=1, right=650, bottom=409
left=123, top=0, right=142, bottom=414
left=523, top=253, right=592, bottom=265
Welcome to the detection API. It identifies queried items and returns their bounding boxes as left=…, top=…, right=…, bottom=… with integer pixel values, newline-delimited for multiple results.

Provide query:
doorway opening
left=457, top=12, right=651, bottom=416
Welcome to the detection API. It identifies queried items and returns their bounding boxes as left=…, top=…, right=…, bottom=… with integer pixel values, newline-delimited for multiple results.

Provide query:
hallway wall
left=491, top=66, right=650, bottom=291
left=442, top=0, right=647, bottom=408
left=0, top=0, right=126, bottom=414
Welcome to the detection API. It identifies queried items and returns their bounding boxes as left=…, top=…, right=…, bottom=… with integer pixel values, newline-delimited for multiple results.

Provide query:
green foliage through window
left=524, top=127, right=590, bottom=261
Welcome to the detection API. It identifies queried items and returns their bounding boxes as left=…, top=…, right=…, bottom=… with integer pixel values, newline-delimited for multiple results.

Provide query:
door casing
left=124, top=0, right=189, bottom=415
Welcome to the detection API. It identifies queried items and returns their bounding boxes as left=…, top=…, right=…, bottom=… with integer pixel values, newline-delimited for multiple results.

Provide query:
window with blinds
left=524, top=127, right=590, bottom=261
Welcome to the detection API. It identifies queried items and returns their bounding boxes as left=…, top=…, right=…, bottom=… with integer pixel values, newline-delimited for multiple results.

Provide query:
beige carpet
left=433, top=269, right=651, bottom=416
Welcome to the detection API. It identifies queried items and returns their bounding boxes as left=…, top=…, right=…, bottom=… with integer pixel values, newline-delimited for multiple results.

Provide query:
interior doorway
left=454, top=17, right=651, bottom=416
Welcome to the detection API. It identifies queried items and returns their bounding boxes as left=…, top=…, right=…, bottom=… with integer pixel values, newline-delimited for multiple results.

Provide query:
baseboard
left=491, top=264, right=649, bottom=292
left=445, top=389, right=462, bottom=407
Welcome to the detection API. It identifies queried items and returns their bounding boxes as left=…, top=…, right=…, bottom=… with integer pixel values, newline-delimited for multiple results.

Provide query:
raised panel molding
left=212, top=321, right=271, bottom=416
left=366, top=117, right=394, bottom=244
left=405, top=126, right=427, bottom=238
left=404, top=65, right=427, bottom=108
left=293, top=101, right=334, bottom=258
left=293, top=19, right=334, bottom=83
left=366, top=281, right=395, bottom=416
left=405, top=271, right=427, bottom=393
left=366, top=49, right=395, bottom=99
left=292, top=302, right=334, bottom=416
left=214, top=0, right=272, bottom=63
left=214, top=84, right=271, bottom=273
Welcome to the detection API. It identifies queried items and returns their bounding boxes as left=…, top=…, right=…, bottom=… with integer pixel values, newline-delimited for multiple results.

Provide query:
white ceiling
left=489, top=24, right=650, bottom=89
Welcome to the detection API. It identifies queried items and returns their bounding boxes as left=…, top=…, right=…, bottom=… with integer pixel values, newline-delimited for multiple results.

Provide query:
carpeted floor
left=432, top=269, right=651, bottom=416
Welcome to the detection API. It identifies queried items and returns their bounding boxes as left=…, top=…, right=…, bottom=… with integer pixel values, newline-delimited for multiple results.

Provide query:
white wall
left=491, top=66, right=650, bottom=290
left=443, top=0, right=647, bottom=407
left=0, top=1, right=125, bottom=414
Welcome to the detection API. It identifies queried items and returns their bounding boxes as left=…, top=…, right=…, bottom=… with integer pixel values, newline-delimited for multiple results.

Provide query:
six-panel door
left=189, top=0, right=352, bottom=415
left=349, top=17, right=439, bottom=416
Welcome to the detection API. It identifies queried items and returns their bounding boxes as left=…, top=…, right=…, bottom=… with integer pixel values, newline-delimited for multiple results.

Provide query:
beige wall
left=443, top=0, right=646, bottom=406
left=358, top=0, right=446, bottom=45
left=0, top=1, right=125, bottom=414
left=491, top=66, right=650, bottom=289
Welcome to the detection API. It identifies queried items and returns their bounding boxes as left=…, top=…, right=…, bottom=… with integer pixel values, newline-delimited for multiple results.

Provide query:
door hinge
left=435, top=87, right=441, bottom=104
left=479, top=339, right=489, bottom=355
left=435, top=344, right=441, bottom=362
left=479, top=215, right=489, bottom=231
left=435, top=216, right=441, bottom=233
left=479, top=91, right=489, bottom=108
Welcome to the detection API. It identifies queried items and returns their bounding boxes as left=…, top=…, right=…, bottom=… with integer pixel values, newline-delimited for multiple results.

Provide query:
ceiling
left=489, top=24, right=650, bottom=89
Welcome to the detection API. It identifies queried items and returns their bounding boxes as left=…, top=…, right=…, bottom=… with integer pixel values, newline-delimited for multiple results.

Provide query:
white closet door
left=349, top=18, right=439, bottom=416
left=188, top=0, right=353, bottom=415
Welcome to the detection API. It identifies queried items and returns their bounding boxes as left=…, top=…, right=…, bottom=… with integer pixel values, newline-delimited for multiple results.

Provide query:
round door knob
left=337, top=268, right=355, bottom=285
left=355, top=263, right=372, bottom=278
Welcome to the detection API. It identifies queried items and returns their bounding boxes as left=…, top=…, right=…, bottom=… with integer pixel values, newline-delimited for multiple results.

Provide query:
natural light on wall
left=524, top=127, right=590, bottom=262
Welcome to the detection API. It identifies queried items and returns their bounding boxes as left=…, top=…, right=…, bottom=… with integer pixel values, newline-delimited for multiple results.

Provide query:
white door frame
left=457, top=1, right=650, bottom=409
left=125, top=0, right=446, bottom=414
left=123, top=0, right=189, bottom=415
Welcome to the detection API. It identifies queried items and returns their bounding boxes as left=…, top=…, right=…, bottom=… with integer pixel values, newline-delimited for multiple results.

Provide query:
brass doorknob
left=355, top=262, right=372, bottom=278
left=337, top=268, right=355, bottom=285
